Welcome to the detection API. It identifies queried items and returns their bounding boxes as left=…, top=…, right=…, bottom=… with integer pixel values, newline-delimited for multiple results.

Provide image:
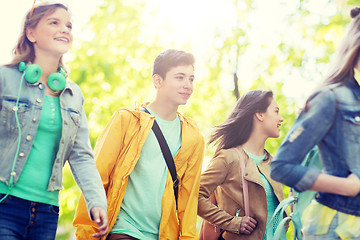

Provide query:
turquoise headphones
left=0, top=62, right=66, bottom=203
left=18, top=61, right=66, bottom=91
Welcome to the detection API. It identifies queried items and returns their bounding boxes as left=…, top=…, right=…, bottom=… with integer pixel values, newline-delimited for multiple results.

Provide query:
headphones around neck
left=18, top=61, right=66, bottom=91
left=0, top=61, right=67, bottom=204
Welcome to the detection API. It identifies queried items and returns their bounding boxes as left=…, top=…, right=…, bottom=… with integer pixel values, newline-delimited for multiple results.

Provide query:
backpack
left=268, top=146, right=322, bottom=240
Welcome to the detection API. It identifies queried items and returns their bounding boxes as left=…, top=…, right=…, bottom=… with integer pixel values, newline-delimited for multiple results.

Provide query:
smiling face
left=26, top=7, right=73, bottom=59
left=154, top=64, right=194, bottom=107
left=261, top=97, right=284, bottom=138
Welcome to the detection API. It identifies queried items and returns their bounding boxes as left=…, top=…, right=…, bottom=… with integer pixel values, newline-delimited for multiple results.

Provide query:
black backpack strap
left=141, top=107, right=179, bottom=207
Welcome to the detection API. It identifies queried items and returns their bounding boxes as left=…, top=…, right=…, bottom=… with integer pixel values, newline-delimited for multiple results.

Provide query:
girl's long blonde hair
left=322, top=7, right=360, bottom=86
left=6, top=3, right=69, bottom=75
left=305, top=7, right=360, bottom=110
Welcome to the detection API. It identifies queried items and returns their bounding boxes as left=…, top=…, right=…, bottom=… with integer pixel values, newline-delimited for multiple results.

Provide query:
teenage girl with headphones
left=0, top=3, right=108, bottom=239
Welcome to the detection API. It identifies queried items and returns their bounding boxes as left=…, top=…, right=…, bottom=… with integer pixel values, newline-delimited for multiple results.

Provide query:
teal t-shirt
left=110, top=110, right=182, bottom=240
left=0, top=95, right=62, bottom=206
left=243, top=149, right=280, bottom=240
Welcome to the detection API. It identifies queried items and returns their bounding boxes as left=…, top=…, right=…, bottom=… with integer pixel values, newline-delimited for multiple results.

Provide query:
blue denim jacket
left=0, top=66, right=106, bottom=213
left=271, top=76, right=360, bottom=216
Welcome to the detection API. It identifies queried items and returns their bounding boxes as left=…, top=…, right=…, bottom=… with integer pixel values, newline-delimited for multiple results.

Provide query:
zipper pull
left=235, top=208, right=241, bottom=217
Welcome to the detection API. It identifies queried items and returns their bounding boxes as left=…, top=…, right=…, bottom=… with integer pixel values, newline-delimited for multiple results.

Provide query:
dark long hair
left=209, top=90, right=273, bottom=153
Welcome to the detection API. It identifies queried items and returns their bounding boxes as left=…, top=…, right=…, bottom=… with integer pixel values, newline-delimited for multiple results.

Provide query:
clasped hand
left=239, top=216, right=257, bottom=235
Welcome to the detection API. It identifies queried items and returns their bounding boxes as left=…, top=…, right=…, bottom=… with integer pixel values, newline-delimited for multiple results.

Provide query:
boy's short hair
left=152, top=49, right=195, bottom=79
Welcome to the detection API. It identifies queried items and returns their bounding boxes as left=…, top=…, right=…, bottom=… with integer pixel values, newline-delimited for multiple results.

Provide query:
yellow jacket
left=73, top=104, right=205, bottom=240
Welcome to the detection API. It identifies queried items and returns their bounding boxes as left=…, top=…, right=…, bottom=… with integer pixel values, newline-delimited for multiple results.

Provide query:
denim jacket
left=0, top=66, right=106, bottom=213
left=271, top=76, right=360, bottom=216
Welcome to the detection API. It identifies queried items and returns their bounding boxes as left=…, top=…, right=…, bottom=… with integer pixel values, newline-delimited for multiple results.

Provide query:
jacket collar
left=62, top=80, right=74, bottom=96
left=139, top=102, right=186, bottom=123
left=350, top=77, right=360, bottom=100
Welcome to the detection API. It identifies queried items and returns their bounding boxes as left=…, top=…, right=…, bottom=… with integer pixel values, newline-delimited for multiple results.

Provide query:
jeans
left=303, top=214, right=360, bottom=240
left=0, top=193, right=59, bottom=240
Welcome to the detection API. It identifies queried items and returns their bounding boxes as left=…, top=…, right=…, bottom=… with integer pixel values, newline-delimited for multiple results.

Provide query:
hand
left=346, top=173, right=360, bottom=197
left=239, top=216, right=257, bottom=235
left=90, top=206, right=109, bottom=238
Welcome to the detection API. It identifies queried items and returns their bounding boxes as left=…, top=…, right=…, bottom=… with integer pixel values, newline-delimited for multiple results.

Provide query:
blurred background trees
left=55, top=0, right=360, bottom=238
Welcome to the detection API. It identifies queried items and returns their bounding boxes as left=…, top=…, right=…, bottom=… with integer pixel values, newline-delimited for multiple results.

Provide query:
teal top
left=110, top=110, right=182, bottom=240
left=243, top=149, right=280, bottom=240
left=0, top=95, right=62, bottom=206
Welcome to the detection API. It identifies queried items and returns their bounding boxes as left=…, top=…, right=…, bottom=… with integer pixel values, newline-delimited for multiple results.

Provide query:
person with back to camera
left=73, top=49, right=205, bottom=240
left=270, top=7, right=360, bottom=240
left=198, top=90, right=286, bottom=240
left=0, top=3, right=108, bottom=239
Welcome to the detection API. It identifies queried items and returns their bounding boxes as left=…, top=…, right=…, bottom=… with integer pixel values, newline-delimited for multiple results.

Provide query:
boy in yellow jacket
left=73, top=49, right=205, bottom=240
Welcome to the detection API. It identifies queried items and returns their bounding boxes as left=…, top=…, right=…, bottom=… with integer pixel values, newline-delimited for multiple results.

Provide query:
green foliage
left=347, top=0, right=360, bottom=6
left=70, top=0, right=163, bottom=144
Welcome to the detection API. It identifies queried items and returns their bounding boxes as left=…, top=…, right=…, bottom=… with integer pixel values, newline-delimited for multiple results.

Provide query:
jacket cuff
left=351, top=170, right=360, bottom=180
left=293, top=167, right=321, bottom=192
left=225, top=216, right=242, bottom=234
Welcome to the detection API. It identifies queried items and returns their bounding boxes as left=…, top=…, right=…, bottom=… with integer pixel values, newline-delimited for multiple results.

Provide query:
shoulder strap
left=142, top=107, right=179, bottom=207
left=233, top=148, right=250, bottom=216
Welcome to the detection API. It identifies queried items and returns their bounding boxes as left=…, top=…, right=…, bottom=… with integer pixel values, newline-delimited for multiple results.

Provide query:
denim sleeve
left=270, top=89, right=337, bottom=192
left=68, top=95, right=107, bottom=217
left=352, top=170, right=360, bottom=180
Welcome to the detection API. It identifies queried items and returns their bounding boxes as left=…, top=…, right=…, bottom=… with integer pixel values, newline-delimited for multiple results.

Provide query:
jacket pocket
left=343, top=110, right=360, bottom=143
left=0, top=99, right=30, bottom=131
